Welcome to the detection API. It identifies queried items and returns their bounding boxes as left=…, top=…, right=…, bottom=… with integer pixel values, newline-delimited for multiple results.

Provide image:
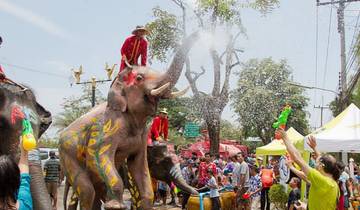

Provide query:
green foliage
left=330, top=81, right=360, bottom=116
left=246, top=0, right=280, bottom=14
left=145, top=7, right=182, bottom=63
left=352, top=81, right=360, bottom=106
left=54, top=86, right=106, bottom=131
left=231, top=58, right=309, bottom=144
left=159, top=96, right=202, bottom=131
left=38, top=136, right=59, bottom=148
left=168, top=128, right=197, bottom=147
left=269, top=184, right=288, bottom=210
left=220, top=120, right=242, bottom=140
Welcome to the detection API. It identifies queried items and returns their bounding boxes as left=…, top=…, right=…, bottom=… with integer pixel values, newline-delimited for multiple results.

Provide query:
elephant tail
left=63, top=179, right=70, bottom=210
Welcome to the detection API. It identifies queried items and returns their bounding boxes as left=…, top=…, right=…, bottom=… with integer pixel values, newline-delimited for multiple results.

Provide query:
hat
left=350, top=158, right=354, bottom=162
left=132, top=25, right=150, bottom=35
left=187, top=159, right=194, bottom=165
left=257, top=156, right=263, bottom=161
left=159, top=108, right=168, bottom=115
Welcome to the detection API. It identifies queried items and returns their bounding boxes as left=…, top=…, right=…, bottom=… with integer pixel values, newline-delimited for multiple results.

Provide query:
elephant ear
left=107, top=78, right=127, bottom=112
left=107, top=68, right=133, bottom=112
left=34, top=102, right=52, bottom=138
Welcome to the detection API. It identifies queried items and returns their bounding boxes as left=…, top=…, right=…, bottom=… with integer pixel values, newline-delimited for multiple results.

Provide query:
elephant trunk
left=29, top=161, right=52, bottom=210
left=162, top=32, right=199, bottom=90
left=169, top=164, right=198, bottom=195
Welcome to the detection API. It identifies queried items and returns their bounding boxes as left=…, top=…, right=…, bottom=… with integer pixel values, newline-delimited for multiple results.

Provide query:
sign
left=184, top=122, right=200, bottom=138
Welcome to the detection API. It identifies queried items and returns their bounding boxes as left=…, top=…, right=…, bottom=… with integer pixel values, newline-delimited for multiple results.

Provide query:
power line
left=314, top=5, right=320, bottom=127
left=322, top=4, right=334, bottom=89
left=0, top=61, right=68, bottom=79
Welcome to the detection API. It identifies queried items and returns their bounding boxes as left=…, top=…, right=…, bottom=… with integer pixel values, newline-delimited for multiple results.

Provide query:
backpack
left=261, top=169, right=274, bottom=188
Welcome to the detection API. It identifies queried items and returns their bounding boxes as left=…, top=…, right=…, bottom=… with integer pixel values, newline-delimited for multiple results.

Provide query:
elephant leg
left=128, top=152, right=154, bottom=210
left=67, top=190, right=79, bottom=210
left=72, top=171, right=95, bottom=210
left=92, top=196, right=102, bottom=210
left=100, top=161, right=127, bottom=210
left=64, top=156, right=95, bottom=210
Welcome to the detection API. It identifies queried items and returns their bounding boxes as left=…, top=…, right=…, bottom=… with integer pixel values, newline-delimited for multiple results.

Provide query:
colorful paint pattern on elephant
left=80, top=118, right=121, bottom=198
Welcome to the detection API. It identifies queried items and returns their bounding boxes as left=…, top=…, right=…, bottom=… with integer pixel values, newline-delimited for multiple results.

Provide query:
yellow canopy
left=256, top=127, right=304, bottom=156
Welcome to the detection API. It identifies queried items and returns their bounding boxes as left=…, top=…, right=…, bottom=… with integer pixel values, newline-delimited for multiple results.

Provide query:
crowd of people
left=150, top=129, right=360, bottom=210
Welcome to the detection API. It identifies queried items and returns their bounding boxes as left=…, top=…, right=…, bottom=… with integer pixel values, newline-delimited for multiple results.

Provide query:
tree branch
left=185, top=58, right=203, bottom=97
left=211, top=49, right=221, bottom=97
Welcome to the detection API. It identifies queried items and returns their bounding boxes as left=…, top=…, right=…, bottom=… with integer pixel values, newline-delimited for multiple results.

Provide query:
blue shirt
left=18, top=173, right=32, bottom=210
left=249, top=174, right=262, bottom=198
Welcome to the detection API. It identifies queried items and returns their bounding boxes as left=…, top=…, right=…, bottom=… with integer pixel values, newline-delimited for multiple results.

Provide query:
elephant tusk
left=170, top=86, right=190, bottom=98
left=150, top=82, right=170, bottom=96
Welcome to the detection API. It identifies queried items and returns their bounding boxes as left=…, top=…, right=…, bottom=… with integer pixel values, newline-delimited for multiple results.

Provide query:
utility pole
left=314, top=105, right=330, bottom=127
left=317, top=0, right=360, bottom=110
left=72, top=63, right=116, bottom=107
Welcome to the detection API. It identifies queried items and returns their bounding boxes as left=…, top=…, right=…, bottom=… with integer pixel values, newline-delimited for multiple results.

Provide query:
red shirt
left=148, top=116, right=169, bottom=141
left=120, top=35, right=148, bottom=71
left=198, top=162, right=217, bottom=186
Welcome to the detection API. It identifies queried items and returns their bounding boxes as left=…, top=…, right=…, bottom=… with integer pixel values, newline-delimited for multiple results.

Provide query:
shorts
left=158, top=189, right=167, bottom=198
left=46, top=182, right=58, bottom=198
left=236, top=187, right=250, bottom=205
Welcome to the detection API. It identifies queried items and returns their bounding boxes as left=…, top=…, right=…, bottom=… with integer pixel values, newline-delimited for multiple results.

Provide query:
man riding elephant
left=119, top=26, right=149, bottom=72
left=59, top=32, right=199, bottom=210
left=147, top=108, right=169, bottom=145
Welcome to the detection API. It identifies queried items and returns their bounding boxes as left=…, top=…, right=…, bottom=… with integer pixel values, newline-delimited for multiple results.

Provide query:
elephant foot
left=103, top=199, right=127, bottom=210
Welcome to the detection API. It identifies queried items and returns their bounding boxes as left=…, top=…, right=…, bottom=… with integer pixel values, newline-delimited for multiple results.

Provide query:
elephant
left=63, top=143, right=199, bottom=210
left=58, top=32, right=199, bottom=210
left=0, top=81, right=52, bottom=210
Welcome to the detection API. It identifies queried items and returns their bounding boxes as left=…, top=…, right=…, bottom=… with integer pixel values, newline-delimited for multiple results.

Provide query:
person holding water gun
left=272, top=104, right=292, bottom=140
left=0, top=118, right=36, bottom=209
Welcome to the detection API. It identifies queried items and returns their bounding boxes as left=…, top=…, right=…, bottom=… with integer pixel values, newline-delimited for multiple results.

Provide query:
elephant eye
left=136, top=75, right=144, bottom=81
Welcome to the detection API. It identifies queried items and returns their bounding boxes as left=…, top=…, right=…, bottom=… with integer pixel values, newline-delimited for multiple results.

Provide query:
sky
left=0, top=0, right=359, bottom=137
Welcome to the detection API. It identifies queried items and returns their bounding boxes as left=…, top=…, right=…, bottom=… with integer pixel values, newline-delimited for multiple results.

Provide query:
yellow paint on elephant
left=71, top=131, right=79, bottom=140
left=81, top=132, right=87, bottom=139
left=91, top=131, right=100, bottom=137
left=90, top=125, right=98, bottom=131
left=109, top=176, right=118, bottom=187
left=76, top=145, right=86, bottom=161
left=76, top=186, right=81, bottom=195
left=62, top=139, right=73, bottom=149
left=87, top=148, right=95, bottom=156
left=103, top=119, right=120, bottom=138
left=98, top=144, right=111, bottom=155
left=101, top=157, right=109, bottom=168
left=105, top=165, right=111, bottom=175
left=91, top=117, right=98, bottom=123
left=88, top=138, right=97, bottom=147
left=103, top=120, right=112, bottom=133
left=87, top=160, right=97, bottom=170
left=130, top=188, right=135, bottom=195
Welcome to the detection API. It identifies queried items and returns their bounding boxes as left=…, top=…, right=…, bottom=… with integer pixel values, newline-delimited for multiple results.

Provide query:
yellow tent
left=256, top=127, right=304, bottom=156
left=255, top=127, right=309, bottom=200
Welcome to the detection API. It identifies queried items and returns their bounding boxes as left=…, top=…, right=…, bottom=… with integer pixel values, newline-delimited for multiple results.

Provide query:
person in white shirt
left=206, top=168, right=220, bottom=210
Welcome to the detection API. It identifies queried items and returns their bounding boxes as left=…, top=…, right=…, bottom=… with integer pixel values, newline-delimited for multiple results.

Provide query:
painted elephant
left=0, top=81, right=52, bottom=210
left=63, top=144, right=199, bottom=210
left=59, top=32, right=198, bottom=210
